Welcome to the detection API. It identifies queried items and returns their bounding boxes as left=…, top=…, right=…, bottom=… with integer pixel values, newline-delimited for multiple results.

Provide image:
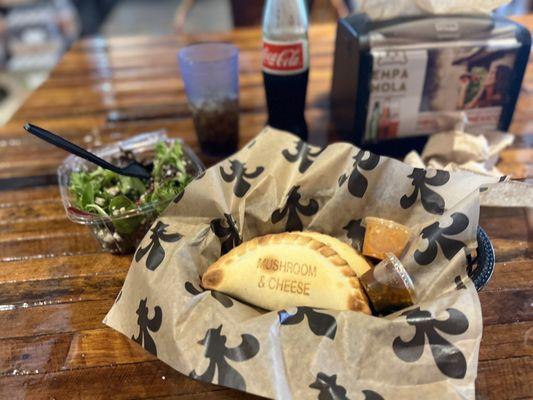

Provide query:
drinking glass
left=178, top=42, right=239, bottom=156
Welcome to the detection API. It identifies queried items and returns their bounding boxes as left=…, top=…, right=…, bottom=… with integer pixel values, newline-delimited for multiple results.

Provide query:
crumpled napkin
left=404, top=129, right=514, bottom=177
left=358, top=0, right=511, bottom=20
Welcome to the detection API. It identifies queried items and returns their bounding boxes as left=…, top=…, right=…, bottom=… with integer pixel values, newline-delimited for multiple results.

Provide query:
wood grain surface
left=0, top=17, right=532, bottom=400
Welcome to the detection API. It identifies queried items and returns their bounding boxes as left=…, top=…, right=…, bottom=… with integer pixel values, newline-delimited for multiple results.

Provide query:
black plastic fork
left=24, top=123, right=151, bottom=180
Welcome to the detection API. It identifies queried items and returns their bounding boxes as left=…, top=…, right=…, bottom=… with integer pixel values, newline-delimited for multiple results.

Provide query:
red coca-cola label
left=262, top=39, right=308, bottom=74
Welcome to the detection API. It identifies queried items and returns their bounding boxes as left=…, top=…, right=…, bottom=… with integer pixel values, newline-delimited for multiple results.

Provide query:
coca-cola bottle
left=262, top=0, right=309, bottom=140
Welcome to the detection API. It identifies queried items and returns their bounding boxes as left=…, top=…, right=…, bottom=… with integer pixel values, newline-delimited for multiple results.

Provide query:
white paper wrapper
left=104, top=127, right=503, bottom=399
left=404, top=129, right=515, bottom=177
left=358, top=0, right=511, bottom=20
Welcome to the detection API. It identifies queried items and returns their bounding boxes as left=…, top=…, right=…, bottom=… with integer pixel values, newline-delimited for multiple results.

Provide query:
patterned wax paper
left=105, top=127, right=504, bottom=399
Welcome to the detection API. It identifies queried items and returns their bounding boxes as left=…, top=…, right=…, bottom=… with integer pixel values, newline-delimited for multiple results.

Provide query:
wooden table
left=0, top=18, right=532, bottom=400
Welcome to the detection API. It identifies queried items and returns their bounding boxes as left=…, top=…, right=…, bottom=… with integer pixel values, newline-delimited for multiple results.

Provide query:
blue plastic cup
left=178, top=42, right=239, bottom=156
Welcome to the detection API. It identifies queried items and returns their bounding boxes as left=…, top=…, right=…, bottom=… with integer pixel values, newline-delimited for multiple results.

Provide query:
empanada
left=297, top=231, right=372, bottom=278
left=202, top=232, right=371, bottom=313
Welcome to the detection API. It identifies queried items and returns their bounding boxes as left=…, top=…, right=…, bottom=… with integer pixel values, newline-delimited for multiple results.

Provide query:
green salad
left=69, top=141, right=193, bottom=238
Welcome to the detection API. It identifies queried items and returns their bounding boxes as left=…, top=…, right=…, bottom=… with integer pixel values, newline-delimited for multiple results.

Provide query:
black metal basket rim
left=469, top=227, right=495, bottom=291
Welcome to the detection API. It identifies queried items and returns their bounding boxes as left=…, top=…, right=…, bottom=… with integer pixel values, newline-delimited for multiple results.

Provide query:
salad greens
left=69, top=140, right=193, bottom=233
